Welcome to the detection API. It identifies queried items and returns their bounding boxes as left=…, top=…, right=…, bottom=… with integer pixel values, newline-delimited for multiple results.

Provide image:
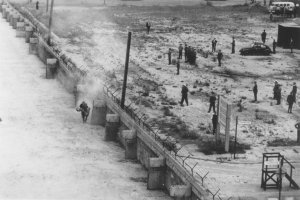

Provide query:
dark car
left=240, top=43, right=272, bottom=56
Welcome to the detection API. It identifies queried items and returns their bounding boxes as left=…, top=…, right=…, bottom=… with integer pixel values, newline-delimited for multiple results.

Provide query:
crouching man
left=76, top=101, right=90, bottom=123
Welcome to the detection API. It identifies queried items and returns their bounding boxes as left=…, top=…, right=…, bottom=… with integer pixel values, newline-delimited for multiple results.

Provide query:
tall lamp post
left=47, top=0, right=54, bottom=45
left=120, top=32, right=132, bottom=109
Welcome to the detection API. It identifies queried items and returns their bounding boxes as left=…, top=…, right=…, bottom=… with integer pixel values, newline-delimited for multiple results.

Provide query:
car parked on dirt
left=240, top=43, right=272, bottom=56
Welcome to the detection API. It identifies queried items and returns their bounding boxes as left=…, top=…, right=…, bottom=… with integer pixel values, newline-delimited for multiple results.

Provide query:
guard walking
left=178, top=44, right=183, bottom=59
left=261, top=30, right=267, bottom=44
left=253, top=81, right=258, bottom=102
left=231, top=37, right=235, bottom=54
left=287, top=92, right=294, bottom=113
left=180, top=84, right=189, bottom=106
left=217, top=50, right=223, bottom=67
left=292, top=82, right=297, bottom=103
left=208, top=92, right=217, bottom=113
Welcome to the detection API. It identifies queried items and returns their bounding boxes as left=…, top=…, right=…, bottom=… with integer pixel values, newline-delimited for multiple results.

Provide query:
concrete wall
left=1, top=2, right=209, bottom=199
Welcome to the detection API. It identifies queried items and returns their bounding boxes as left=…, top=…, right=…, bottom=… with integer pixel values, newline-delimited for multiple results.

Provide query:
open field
left=11, top=0, right=300, bottom=198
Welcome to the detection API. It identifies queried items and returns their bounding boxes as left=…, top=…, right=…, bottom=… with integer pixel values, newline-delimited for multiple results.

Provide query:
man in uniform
left=212, top=112, right=218, bottom=135
left=176, top=58, right=180, bottom=75
left=146, top=22, right=151, bottom=34
left=261, top=30, right=267, bottom=44
left=276, top=85, right=282, bottom=105
left=253, top=81, right=258, bottom=102
left=208, top=92, right=217, bottom=113
left=217, top=50, right=223, bottom=67
left=184, top=43, right=188, bottom=62
left=178, top=44, right=183, bottom=59
left=290, top=38, right=294, bottom=53
left=292, top=82, right=297, bottom=103
left=231, top=37, right=235, bottom=54
left=287, top=92, right=294, bottom=113
left=77, top=101, right=90, bottom=123
left=273, top=81, right=279, bottom=99
left=180, top=84, right=189, bottom=106
left=167, top=48, right=172, bottom=65
left=272, top=39, right=277, bottom=54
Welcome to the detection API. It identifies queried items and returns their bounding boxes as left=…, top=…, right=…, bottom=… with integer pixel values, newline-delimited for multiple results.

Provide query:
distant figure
left=180, top=84, right=189, bottom=106
left=261, top=30, right=267, bottom=44
left=290, top=38, right=294, bottom=53
left=237, top=99, right=243, bottom=112
left=292, top=82, right=297, bottom=103
left=264, top=0, right=266, bottom=6
left=212, top=38, right=217, bottom=52
left=176, top=59, right=180, bottom=75
left=184, top=43, right=188, bottom=62
left=212, top=113, right=218, bottom=135
left=276, top=85, right=282, bottom=105
left=146, top=22, right=151, bottom=34
left=217, top=50, right=223, bottom=67
left=76, top=101, right=90, bottom=123
left=287, top=92, right=294, bottom=113
left=273, top=81, right=279, bottom=99
left=178, top=44, right=183, bottom=59
left=36, top=1, right=39, bottom=10
left=270, top=12, right=273, bottom=21
left=231, top=37, right=235, bottom=54
left=272, top=39, right=276, bottom=54
left=208, top=92, right=217, bottom=113
left=253, top=81, right=258, bottom=102
left=167, top=48, right=172, bottom=65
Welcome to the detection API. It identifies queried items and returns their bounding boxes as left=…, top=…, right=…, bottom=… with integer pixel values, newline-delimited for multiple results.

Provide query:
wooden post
left=224, top=104, right=231, bottom=152
left=234, top=116, right=238, bottom=159
left=216, top=95, right=220, bottom=144
left=121, top=32, right=131, bottom=109
left=47, top=0, right=54, bottom=45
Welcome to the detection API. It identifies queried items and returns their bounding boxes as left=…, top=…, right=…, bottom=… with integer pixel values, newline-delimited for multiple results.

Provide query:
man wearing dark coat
left=208, top=92, right=217, bottom=113
left=253, top=81, right=258, bottom=102
left=261, top=30, right=267, bottom=44
left=180, top=85, right=189, bottom=106
left=287, top=92, right=294, bottom=113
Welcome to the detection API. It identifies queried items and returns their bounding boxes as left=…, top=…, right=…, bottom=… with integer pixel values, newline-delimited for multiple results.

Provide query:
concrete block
left=147, top=164, right=165, bottom=190
left=12, top=14, right=19, bottom=29
left=170, top=185, right=192, bottom=198
left=149, top=157, right=166, bottom=168
left=105, top=114, right=120, bottom=141
left=46, top=59, right=57, bottom=79
left=122, top=130, right=137, bottom=160
left=16, top=22, right=25, bottom=38
left=90, top=99, right=107, bottom=126
left=25, top=26, right=33, bottom=43
left=29, top=38, right=38, bottom=55
left=106, top=114, right=119, bottom=123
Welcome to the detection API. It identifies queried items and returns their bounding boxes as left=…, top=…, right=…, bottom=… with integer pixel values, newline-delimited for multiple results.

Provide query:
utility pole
left=46, top=0, right=49, bottom=12
left=104, top=0, right=106, bottom=5
left=120, top=32, right=132, bottom=109
left=47, top=0, right=54, bottom=45
left=234, top=116, right=238, bottom=159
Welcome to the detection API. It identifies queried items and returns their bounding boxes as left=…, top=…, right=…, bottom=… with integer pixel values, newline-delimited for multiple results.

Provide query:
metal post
left=47, top=0, right=54, bottom=45
left=121, top=32, right=131, bottom=109
left=234, top=116, right=238, bottom=159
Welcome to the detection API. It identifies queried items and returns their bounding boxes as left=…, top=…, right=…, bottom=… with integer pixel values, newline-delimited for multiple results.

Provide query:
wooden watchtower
left=261, top=152, right=299, bottom=190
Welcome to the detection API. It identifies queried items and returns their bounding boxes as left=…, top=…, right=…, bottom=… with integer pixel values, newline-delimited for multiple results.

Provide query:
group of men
left=263, top=30, right=295, bottom=54
left=251, top=81, right=297, bottom=113
left=184, top=43, right=197, bottom=65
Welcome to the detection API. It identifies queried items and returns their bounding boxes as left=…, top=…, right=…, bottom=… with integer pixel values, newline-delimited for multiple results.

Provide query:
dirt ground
left=11, top=0, right=300, bottom=198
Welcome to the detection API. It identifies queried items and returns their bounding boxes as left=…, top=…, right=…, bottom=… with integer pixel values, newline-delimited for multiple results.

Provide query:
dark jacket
left=209, top=96, right=216, bottom=104
left=181, top=86, right=189, bottom=96
left=287, top=94, right=294, bottom=105
left=253, top=84, right=258, bottom=93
